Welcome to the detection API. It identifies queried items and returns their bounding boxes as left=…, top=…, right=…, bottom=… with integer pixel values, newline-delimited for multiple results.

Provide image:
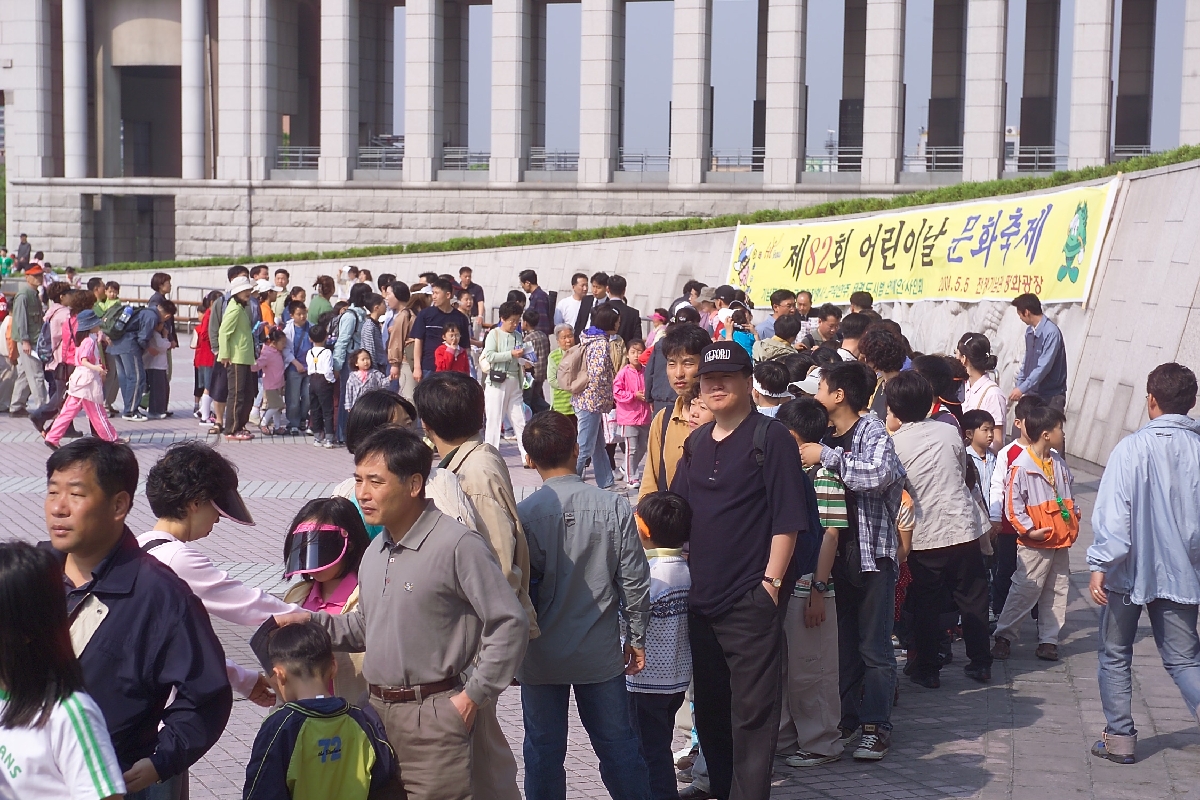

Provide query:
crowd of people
left=1, top=258, right=1199, bottom=800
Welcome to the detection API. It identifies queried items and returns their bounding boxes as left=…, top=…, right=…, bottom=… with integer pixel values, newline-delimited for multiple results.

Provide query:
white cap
left=228, top=276, right=256, bottom=296
left=254, top=279, right=273, bottom=294
left=788, top=366, right=822, bottom=396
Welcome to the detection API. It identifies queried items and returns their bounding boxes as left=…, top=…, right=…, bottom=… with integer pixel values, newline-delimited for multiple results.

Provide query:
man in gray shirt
left=278, top=426, right=528, bottom=800
left=517, top=410, right=652, bottom=800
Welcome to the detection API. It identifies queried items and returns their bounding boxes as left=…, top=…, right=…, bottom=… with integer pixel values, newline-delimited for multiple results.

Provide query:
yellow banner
left=728, top=178, right=1121, bottom=307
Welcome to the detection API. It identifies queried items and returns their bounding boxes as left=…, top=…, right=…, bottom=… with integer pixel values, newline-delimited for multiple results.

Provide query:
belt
left=369, top=678, right=461, bottom=704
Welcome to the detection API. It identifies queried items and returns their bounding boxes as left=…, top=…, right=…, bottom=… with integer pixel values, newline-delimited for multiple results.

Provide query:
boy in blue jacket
left=244, top=622, right=395, bottom=800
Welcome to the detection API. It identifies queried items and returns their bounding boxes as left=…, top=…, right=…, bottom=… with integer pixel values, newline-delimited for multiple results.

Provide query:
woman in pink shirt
left=612, top=338, right=653, bottom=489
left=281, top=497, right=371, bottom=703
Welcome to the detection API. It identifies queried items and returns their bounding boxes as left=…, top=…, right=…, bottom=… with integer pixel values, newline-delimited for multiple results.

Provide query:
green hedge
left=90, top=145, right=1200, bottom=272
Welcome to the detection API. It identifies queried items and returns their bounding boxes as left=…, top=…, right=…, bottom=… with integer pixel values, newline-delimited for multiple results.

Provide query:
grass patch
left=89, top=145, right=1200, bottom=272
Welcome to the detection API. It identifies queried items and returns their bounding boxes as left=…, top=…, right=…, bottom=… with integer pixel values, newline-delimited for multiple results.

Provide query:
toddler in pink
left=612, top=338, right=653, bottom=488
left=44, top=310, right=120, bottom=448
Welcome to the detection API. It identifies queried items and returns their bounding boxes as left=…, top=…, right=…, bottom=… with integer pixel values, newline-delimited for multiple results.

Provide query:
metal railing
left=1006, top=146, right=1067, bottom=173
left=275, top=146, right=320, bottom=169
left=528, top=148, right=579, bottom=171
left=903, top=146, right=963, bottom=172
left=805, top=147, right=863, bottom=173
left=618, top=149, right=670, bottom=172
left=1112, top=145, right=1154, bottom=162
left=709, top=147, right=764, bottom=172
left=441, top=147, right=491, bottom=170
left=358, top=146, right=404, bottom=169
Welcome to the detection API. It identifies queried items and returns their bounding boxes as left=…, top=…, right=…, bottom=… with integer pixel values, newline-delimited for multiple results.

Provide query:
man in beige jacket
left=414, top=371, right=538, bottom=800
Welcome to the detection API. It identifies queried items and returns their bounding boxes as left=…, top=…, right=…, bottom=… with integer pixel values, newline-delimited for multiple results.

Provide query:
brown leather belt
left=369, top=678, right=461, bottom=703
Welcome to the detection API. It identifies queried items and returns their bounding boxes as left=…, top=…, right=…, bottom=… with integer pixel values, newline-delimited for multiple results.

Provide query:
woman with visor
left=139, top=442, right=302, bottom=706
left=331, top=389, right=476, bottom=535
left=281, top=497, right=372, bottom=702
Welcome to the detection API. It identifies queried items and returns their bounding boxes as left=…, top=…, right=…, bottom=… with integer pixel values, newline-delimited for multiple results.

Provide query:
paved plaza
left=4, top=351, right=1200, bottom=800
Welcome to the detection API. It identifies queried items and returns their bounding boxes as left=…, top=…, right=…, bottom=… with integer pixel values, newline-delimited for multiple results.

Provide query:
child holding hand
left=613, top=339, right=652, bottom=488
left=44, top=310, right=121, bottom=448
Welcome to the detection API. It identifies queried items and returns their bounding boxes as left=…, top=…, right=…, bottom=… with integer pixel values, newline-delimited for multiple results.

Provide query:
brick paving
left=2, top=350, right=1199, bottom=798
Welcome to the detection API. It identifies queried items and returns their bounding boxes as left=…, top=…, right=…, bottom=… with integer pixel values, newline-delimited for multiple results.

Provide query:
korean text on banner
left=727, top=178, right=1121, bottom=307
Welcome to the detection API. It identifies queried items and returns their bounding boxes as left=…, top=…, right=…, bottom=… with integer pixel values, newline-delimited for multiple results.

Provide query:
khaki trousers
left=993, top=545, right=1071, bottom=645
left=369, top=690, right=472, bottom=800
left=470, top=694, right=521, bottom=800
left=777, top=595, right=842, bottom=757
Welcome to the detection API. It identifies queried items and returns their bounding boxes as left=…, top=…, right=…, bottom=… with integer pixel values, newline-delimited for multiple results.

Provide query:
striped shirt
left=810, top=467, right=850, bottom=530
left=626, top=551, right=691, bottom=694
left=0, top=690, right=125, bottom=799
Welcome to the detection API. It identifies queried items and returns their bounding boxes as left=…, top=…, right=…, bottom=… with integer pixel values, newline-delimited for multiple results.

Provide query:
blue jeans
left=285, top=368, right=310, bottom=430
left=575, top=408, right=613, bottom=489
left=522, top=673, right=651, bottom=800
left=1098, top=592, right=1200, bottom=736
left=832, top=556, right=898, bottom=731
left=336, top=361, right=351, bottom=442
left=113, top=350, right=145, bottom=415
left=126, top=772, right=185, bottom=800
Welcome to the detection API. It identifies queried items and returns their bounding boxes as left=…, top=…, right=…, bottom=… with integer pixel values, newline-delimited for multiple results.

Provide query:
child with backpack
left=43, top=310, right=121, bottom=448
left=143, top=299, right=175, bottom=420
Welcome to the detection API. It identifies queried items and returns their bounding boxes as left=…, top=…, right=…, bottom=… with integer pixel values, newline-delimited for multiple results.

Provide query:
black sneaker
left=853, top=724, right=891, bottom=761
left=909, top=672, right=941, bottom=689
left=964, top=663, right=992, bottom=683
left=837, top=726, right=861, bottom=746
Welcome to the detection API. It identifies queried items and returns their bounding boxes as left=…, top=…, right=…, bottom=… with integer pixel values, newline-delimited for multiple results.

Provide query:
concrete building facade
left=2, top=0, right=1200, bottom=267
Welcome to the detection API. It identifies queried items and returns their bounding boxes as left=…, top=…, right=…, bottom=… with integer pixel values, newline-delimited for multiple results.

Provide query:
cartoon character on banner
left=735, top=236, right=755, bottom=294
left=1058, top=202, right=1088, bottom=283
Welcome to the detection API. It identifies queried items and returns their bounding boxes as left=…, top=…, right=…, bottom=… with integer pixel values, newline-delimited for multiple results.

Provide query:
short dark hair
left=156, top=298, right=177, bottom=317
left=353, top=427, right=434, bottom=496
left=431, top=278, right=454, bottom=294
left=815, top=303, right=843, bottom=322
left=754, top=360, right=790, bottom=396
left=1011, top=293, right=1042, bottom=316
left=590, top=271, right=609, bottom=287
left=635, top=492, right=692, bottom=549
left=348, top=282, right=372, bottom=308
left=607, top=274, right=627, bottom=296
left=571, top=272, right=589, bottom=286
left=769, top=289, right=797, bottom=308
left=506, top=290, right=527, bottom=307
left=105, top=280, right=120, bottom=292
left=911, top=354, right=957, bottom=402
left=661, top=323, right=710, bottom=359
left=309, top=324, right=329, bottom=344
left=390, top=281, right=411, bottom=303
left=284, top=496, right=371, bottom=582
left=275, top=268, right=291, bottom=279
left=146, top=442, right=240, bottom=519
left=519, top=269, right=538, bottom=285
left=773, top=313, right=802, bottom=342
left=781, top=351, right=817, bottom=383
left=227, top=265, right=249, bottom=281
left=820, top=361, right=877, bottom=413
left=961, top=409, right=996, bottom=434
left=776, top=396, right=829, bottom=444
left=0, top=542, right=85, bottom=728
left=672, top=306, right=701, bottom=325
left=346, top=390, right=418, bottom=454
left=849, top=290, right=873, bottom=309
left=267, top=621, right=335, bottom=679
left=858, top=328, right=907, bottom=373
left=377, top=273, right=394, bottom=292
left=839, top=312, right=871, bottom=341
left=522, top=309, right=540, bottom=328
left=419, top=271, right=439, bottom=283
left=150, top=272, right=172, bottom=292
left=682, top=279, right=706, bottom=297
left=1146, top=362, right=1198, bottom=415
left=592, top=304, right=619, bottom=333
left=413, top=371, right=485, bottom=441
left=496, top=300, right=522, bottom=321
left=459, top=266, right=473, bottom=275
left=442, top=320, right=464, bottom=339
left=365, top=292, right=385, bottom=311
left=46, top=438, right=138, bottom=501
left=87, top=277, right=104, bottom=291
left=1013, top=393, right=1047, bottom=421
left=523, top=411, right=579, bottom=469
left=1024, top=404, right=1066, bottom=440
left=884, top=371, right=934, bottom=423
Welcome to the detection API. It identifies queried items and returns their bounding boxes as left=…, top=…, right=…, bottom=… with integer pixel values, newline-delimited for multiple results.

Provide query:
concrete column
left=1019, top=0, right=1059, bottom=159
left=1114, top=0, right=1157, bottom=149
left=181, top=0, right=207, bottom=179
left=217, top=0, right=277, bottom=181
left=763, top=0, right=807, bottom=185
left=1068, top=0, right=1115, bottom=168
left=531, top=0, right=549, bottom=148
left=491, top=0, right=533, bottom=183
left=861, top=0, right=905, bottom=184
left=927, top=0, right=965, bottom=151
left=840, top=0, right=867, bottom=166
left=1184, top=0, right=1200, bottom=145
left=444, top=0, right=469, bottom=148
left=320, top=0, right=360, bottom=181
left=962, top=0, right=1008, bottom=181
left=752, top=0, right=769, bottom=159
left=578, top=0, right=625, bottom=184
left=404, top=0, right=444, bottom=182
left=5, top=0, right=55, bottom=185
left=62, top=0, right=88, bottom=179
left=669, top=0, right=713, bottom=185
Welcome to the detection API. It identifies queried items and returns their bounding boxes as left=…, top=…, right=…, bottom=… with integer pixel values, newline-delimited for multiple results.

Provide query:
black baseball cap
left=698, top=341, right=753, bottom=375
left=713, top=285, right=738, bottom=304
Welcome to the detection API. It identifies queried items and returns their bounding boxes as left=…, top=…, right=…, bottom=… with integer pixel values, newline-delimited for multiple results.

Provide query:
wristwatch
left=764, top=576, right=783, bottom=589
left=811, top=580, right=829, bottom=594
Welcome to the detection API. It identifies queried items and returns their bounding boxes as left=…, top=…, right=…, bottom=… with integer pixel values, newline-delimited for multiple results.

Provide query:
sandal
left=225, top=431, right=255, bottom=441
left=208, top=424, right=224, bottom=435
left=260, top=424, right=276, bottom=436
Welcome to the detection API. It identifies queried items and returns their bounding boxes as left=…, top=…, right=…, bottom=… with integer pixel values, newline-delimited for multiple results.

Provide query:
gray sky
left=394, top=0, right=1186, bottom=156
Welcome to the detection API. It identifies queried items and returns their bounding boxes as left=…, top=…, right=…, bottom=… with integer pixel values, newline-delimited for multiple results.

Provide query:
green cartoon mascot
left=1059, top=202, right=1088, bottom=283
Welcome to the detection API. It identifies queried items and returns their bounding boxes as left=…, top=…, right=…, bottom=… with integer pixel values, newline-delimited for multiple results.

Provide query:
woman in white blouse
left=958, top=333, right=1006, bottom=452
left=136, top=442, right=302, bottom=706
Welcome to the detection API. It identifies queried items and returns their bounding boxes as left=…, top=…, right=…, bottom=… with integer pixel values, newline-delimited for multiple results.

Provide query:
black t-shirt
left=671, top=412, right=810, bottom=617
left=411, top=305, right=471, bottom=372
left=824, top=418, right=863, bottom=578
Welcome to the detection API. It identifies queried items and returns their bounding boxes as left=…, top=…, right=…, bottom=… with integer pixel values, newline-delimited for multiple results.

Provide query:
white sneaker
left=313, top=438, right=326, bottom=447
left=322, top=440, right=337, bottom=449
left=613, top=467, right=626, bottom=482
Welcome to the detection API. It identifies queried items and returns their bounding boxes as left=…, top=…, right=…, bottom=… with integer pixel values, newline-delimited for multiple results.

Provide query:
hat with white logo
left=698, top=340, right=753, bottom=375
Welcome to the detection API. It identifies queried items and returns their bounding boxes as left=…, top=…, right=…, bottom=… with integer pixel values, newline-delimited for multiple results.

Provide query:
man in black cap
left=670, top=341, right=815, bottom=800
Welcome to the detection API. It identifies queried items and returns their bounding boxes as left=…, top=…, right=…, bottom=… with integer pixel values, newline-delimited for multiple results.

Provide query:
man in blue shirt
left=411, top=278, right=471, bottom=380
left=518, top=270, right=555, bottom=335
left=1009, top=293, right=1068, bottom=410
left=754, top=289, right=797, bottom=340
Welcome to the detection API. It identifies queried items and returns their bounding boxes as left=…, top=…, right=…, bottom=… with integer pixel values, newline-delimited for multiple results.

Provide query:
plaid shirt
left=819, top=413, right=905, bottom=572
left=525, top=328, right=550, bottom=382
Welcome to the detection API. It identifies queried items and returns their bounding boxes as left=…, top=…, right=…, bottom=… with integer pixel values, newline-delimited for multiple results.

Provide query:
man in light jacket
left=1088, top=362, right=1200, bottom=765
